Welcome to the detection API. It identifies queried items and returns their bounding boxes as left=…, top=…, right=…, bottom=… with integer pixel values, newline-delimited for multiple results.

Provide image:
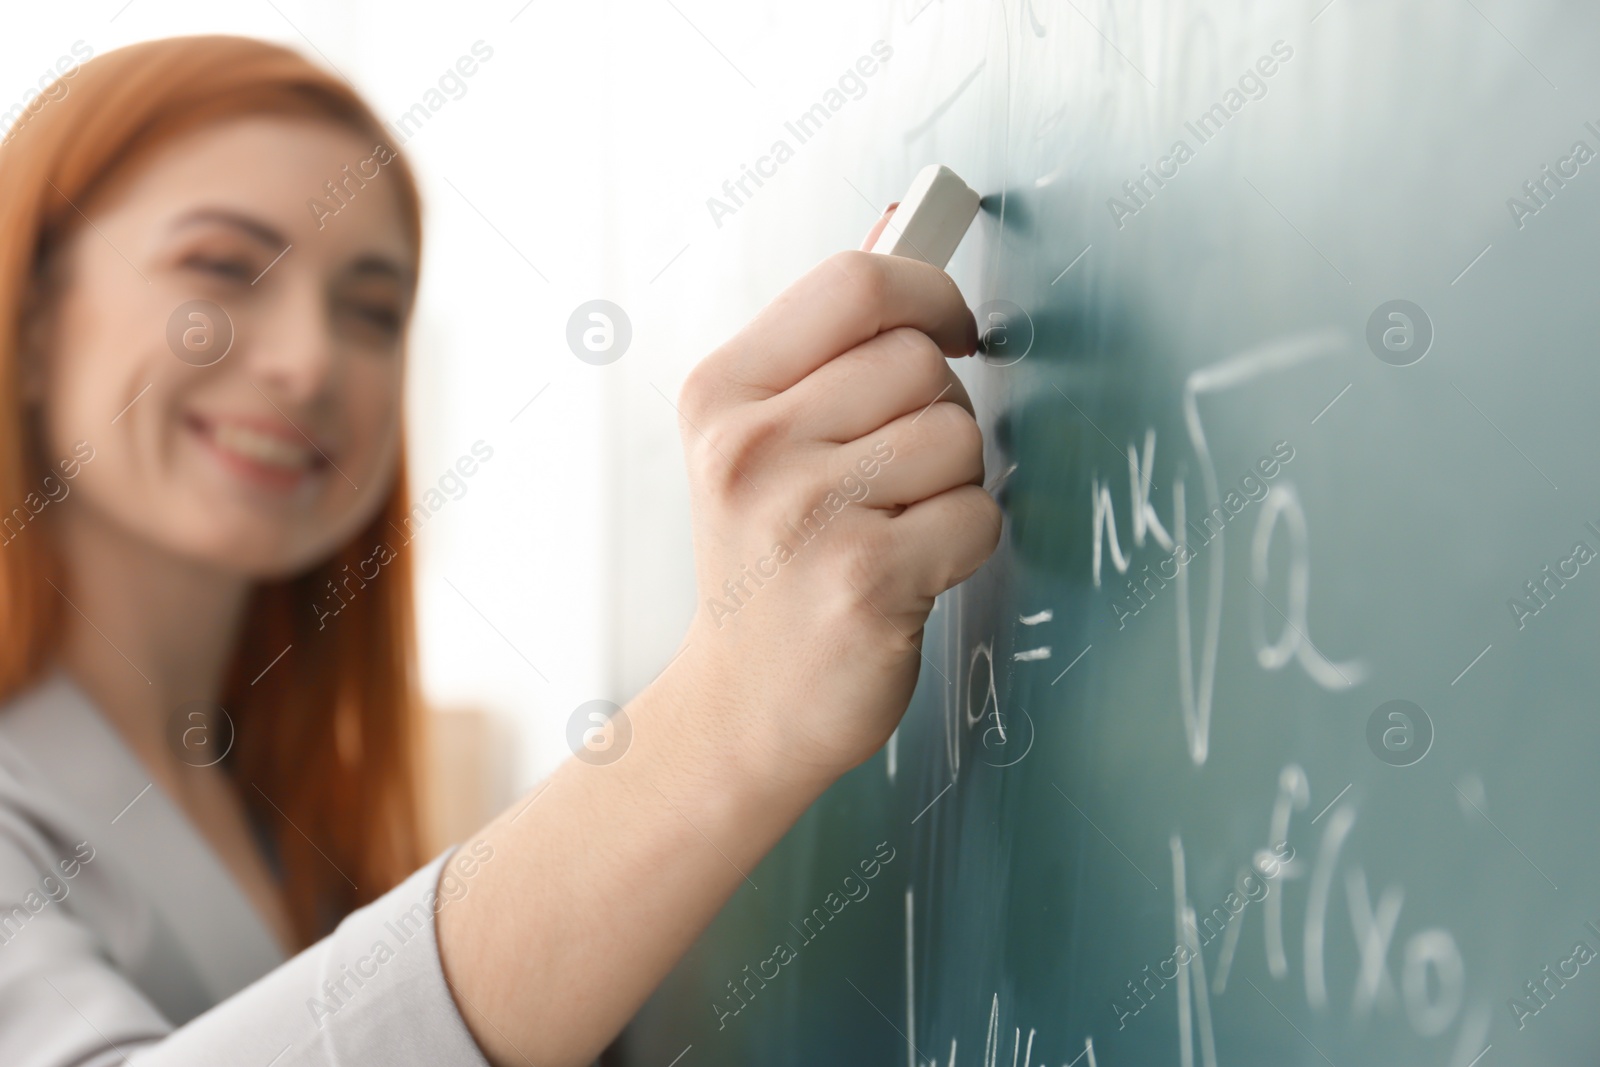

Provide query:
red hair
left=0, top=35, right=430, bottom=948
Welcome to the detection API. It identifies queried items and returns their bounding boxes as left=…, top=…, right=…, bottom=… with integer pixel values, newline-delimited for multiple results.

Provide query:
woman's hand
left=671, top=206, right=1002, bottom=788
left=438, top=209, right=1001, bottom=1067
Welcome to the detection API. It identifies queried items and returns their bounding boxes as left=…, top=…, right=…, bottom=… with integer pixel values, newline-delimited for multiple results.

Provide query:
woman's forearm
left=435, top=659, right=836, bottom=1067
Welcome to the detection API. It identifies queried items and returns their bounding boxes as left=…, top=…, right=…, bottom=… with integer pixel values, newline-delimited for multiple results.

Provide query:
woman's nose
left=243, top=276, right=337, bottom=404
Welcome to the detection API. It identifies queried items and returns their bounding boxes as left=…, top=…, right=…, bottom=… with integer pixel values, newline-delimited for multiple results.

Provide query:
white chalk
left=868, top=163, right=980, bottom=270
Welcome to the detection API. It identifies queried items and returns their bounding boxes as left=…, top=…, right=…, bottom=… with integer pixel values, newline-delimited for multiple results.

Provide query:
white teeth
left=211, top=423, right=315, bottom=470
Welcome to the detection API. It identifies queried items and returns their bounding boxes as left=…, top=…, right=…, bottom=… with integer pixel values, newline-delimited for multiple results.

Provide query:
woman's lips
left=185, top=412, right=328, bottom=493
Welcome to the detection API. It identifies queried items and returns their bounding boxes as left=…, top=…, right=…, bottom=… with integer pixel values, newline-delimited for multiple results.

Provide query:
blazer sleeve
left=0, top=835, right=496, bottom=1067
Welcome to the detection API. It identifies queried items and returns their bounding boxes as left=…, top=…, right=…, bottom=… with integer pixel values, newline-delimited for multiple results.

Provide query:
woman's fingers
left=832, top=400, right=984, bottom=511
left=686, top=250, right=978, bottom=406
left=776, top=325, right=974, bottom=444
left=882, top=484, right=1004, bottom=603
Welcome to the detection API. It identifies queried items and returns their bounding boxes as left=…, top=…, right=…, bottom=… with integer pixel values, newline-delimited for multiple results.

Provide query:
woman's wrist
left=631, top=638, right=845, bottom=811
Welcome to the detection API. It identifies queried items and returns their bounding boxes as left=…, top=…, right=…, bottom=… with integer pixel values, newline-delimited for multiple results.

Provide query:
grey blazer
left=0, top=667, right=493, bottom=1066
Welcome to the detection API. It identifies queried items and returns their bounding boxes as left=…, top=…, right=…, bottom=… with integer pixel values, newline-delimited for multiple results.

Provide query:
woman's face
left=32, top=114, right=415, bottom=578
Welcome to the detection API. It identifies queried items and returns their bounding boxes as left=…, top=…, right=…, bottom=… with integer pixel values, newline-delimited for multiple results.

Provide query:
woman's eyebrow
left=169, top=209, right=414, bottom=285
left=168, top=207, right=288, bottom=250
left=346, top=254, right=413, bottom=287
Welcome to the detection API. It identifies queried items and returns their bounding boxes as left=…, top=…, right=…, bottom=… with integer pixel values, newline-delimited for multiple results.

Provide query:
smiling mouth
left=185, top=412, right=331, bottom=491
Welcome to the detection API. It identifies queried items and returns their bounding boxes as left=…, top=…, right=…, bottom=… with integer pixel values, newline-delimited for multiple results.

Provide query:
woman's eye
left=185, top=254, right=255, bottom=281
left=346, top=302, right=402, bottom=335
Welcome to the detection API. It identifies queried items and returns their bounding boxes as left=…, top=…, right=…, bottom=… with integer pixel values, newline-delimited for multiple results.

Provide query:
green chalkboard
left=623, top=1, right=1600, bottom=1063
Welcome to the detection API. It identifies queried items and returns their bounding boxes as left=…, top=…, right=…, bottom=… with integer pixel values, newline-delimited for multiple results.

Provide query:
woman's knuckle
left=930, top=401, right=981, bottom=447
left=831, top=251, right=890, bottom=315
left=965, top=490, right=1003, bottom=557
left=888, top=328, right=944, bottom=387
left=833, top=539, right=888, bottom=611
left=696, top=411, right=778, bottom=496
left=938, top=489, right=1000, bottom=580
left=678, top=362, right=717, bottom=422
left=975, top=489, right=1003, bottom=543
